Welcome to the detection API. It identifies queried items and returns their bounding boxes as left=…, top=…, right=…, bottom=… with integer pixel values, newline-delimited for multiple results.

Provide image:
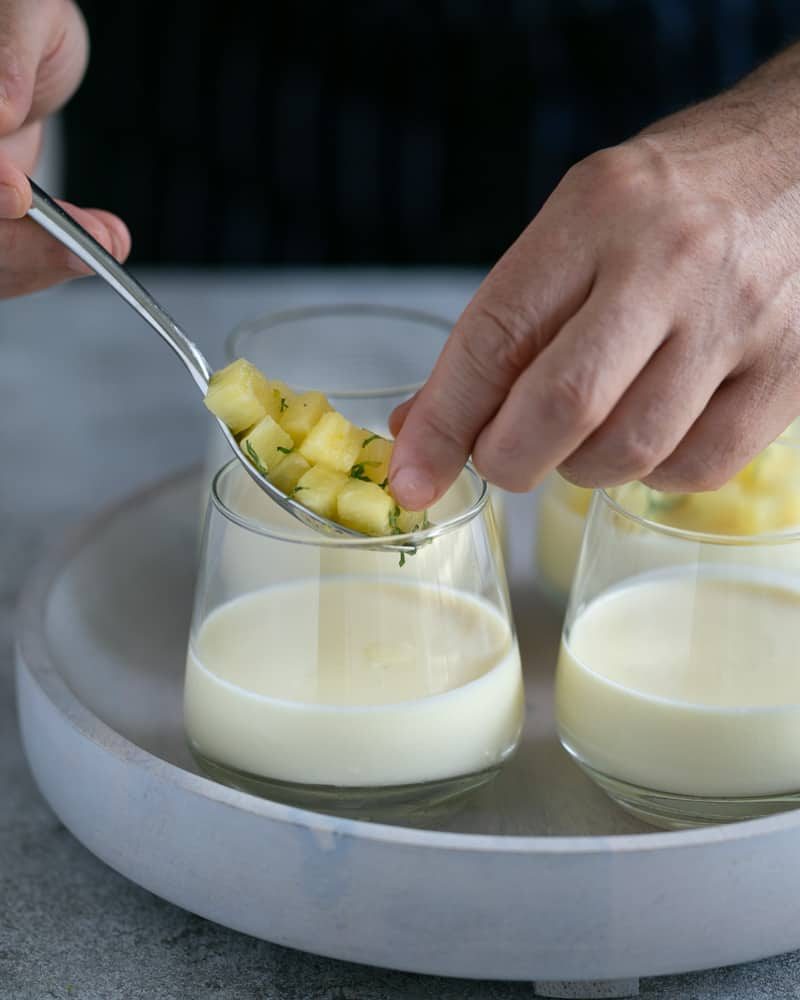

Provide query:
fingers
left=558, top=329, right=732, bottom=487
left=388, top=392, right=416, bottom=438
left=645, top=365, right=800, bottom=493
left=0, top=145, right=33, bottom=216
left=0, top=0, right=88, bottom=134
left=389, top=215, right=596, bottom=509
left=0, top=200, right=131, bottom=299
left=0, top=119, right=43, bottom=176
left=470, top=267, right=670, bottom=492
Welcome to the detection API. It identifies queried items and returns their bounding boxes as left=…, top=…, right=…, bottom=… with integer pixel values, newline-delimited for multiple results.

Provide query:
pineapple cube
left=268, top=452, right=311, bottom=494
left=279, top=391, right=331, bottom=445
left=299, top=411, right=363, bottom=473
left=204, top=359, right=275, bottom=433
left=669, top=483, right=745, bottom=535
left=337, top=480, right=395, bottom=535
left=241, top=416, right=295, bottom=474
left=394, top=506, right=428, bottom=534
left=269, top=379, right=296, bottom=418
left=354, top=432, right=393, bottom=485
left=294, top=466, right=348, bottom=519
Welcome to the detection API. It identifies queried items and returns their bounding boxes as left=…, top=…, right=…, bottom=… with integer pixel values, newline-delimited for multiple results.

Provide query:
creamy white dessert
left=185, top=578, right=524, bottom=787
left=556, top=570, right=800, bottom=798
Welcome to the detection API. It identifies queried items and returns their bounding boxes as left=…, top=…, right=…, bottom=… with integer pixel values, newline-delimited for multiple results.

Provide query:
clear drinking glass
left=535, top=472, right=593, bottom=604
left=204, top=303, right=508, bottom=546
left=185, top=459, right=523, bottom=819
left=555, top=438, right=800, bottom=829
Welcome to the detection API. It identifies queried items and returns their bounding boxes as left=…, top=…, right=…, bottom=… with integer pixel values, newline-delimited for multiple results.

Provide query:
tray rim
left=17, top=464, right=800, bottom=856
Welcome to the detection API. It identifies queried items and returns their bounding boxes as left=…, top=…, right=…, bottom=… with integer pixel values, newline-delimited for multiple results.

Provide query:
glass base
left=563, top=745, right=800, bottom=829
left=191, top=748, right=502, bottom=823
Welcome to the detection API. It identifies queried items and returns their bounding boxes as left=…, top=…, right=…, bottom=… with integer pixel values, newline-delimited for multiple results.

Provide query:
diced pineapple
left=300, top=411, right=363, bottom=473
left=204, top=359, right=275, bottom=433
left=776, top=493, right=800, bottom=530
left=337, top=480, right=394, bottom=535
left=557, top=477, right=594, bottom=517
left=269, top=380, right=296, bottom=419
left=268, top=452, right=311, bottom=494
left=394, top=506, right=428, bottom=534
left=294, top=466, right=348, bottom=519
left=668, top=483, right=746, bottom=535
left=241, top=416, right=295, bottom=474
left=279, top=391, right=331, bottom=445
left=354, top=432, right=393, bottom=485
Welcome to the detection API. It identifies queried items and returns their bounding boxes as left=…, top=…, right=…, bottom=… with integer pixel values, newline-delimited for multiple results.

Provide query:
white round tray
left=15, top=469, right=800, bottom=985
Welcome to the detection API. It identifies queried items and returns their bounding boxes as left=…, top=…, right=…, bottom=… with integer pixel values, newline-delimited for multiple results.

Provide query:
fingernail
left=0, top=182, right=22, bottom=218
left=391, top=467, right=436, bottom=509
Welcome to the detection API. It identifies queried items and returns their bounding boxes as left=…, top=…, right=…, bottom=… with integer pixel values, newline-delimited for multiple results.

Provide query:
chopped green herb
left=276, top=445, right=294, bottom=455
left=349, top=463, right=372, bottom=481
left=378, top=477, right=389, bottom=490
left=388, top=505, right=401, bottom=534
left=289, top=485, right=306, bottom=496
left=361, top=433, right=381, bottom=448
left=399, top=552, right=406, bottom=568
left=280, top=396, right=289, bottom=413
left=245, top=441, right=269, bottom=477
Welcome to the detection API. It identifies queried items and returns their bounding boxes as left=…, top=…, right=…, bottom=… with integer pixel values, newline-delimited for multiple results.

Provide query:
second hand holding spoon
left=26, top=179, right=414, bottom=554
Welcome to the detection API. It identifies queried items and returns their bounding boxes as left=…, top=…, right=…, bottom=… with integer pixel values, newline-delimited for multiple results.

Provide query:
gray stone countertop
left=1, top=270, right=799, bottom=1000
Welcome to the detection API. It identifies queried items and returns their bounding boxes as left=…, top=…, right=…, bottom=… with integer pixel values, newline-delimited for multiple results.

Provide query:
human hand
left=0, top=0, right=130, bottom=299
left=388, top=48, right=800, bottom=507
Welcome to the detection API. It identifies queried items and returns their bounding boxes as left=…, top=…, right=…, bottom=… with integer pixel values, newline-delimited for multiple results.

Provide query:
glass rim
left=598, top=438, right=800, bottom=546
left=210, top=458, right=489, bottom=548
left=225, top=302, right=453, bottom=399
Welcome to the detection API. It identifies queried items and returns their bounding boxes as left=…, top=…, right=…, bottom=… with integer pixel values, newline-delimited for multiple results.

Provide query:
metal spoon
left=26, top=179, right=414, bottom=553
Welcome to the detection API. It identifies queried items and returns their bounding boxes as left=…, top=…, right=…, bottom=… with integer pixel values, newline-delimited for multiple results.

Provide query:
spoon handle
left=27, top=179, right=212, bottom=393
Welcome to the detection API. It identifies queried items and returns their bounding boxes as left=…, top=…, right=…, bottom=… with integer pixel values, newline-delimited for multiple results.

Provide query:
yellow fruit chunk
left=355, top=433, right=393, bottom=485
left=337, top=480, right=394, bottom=535
left=559, top=478, right=593, bottom=517
left=300, top=411, right=363, bottom=473
left=269, top=380, right=296, bottom=418
left=394, top=506, right=428, bottom=534
left=268, top=452, right=311, bottom=494
left=294, top=466, right=348, bottom=519
left=279, top=391, right=331, bottom=445
left=204, top=359, right=275, bottom=433
left=241, top=416, right=295, bottom=474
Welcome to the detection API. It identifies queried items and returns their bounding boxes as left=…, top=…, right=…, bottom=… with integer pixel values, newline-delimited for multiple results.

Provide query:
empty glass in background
left=185, top=458, right=523, bottom=819
left=555, top=438, right=800, bottom=829
left=203, top=304, right=507, bottom=544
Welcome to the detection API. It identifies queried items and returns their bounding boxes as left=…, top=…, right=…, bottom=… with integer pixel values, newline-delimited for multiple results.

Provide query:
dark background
left=63, top=0, right=800, bottom=267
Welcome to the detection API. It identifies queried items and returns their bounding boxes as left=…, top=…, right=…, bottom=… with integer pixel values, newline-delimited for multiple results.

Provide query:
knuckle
left=737, top=268, right=775, bottom=322
left=473, top=437, right=532, bottom=492
left=545, top=367, right=606, bottom=434
left=568, top=143, right=659, bottom=212
left=668, top=198, right=746, bottom=269
left=462, top=299, right=536, bottom=385
left=614, top=432, right=662, bottom=480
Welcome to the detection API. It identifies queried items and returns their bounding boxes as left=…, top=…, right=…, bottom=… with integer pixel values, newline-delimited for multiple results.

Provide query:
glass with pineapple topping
left=536, top=427, right=800, bottom=604
left=185, top=458, right=523, bottom=819
left=556, top=436, right=800, bottom=829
